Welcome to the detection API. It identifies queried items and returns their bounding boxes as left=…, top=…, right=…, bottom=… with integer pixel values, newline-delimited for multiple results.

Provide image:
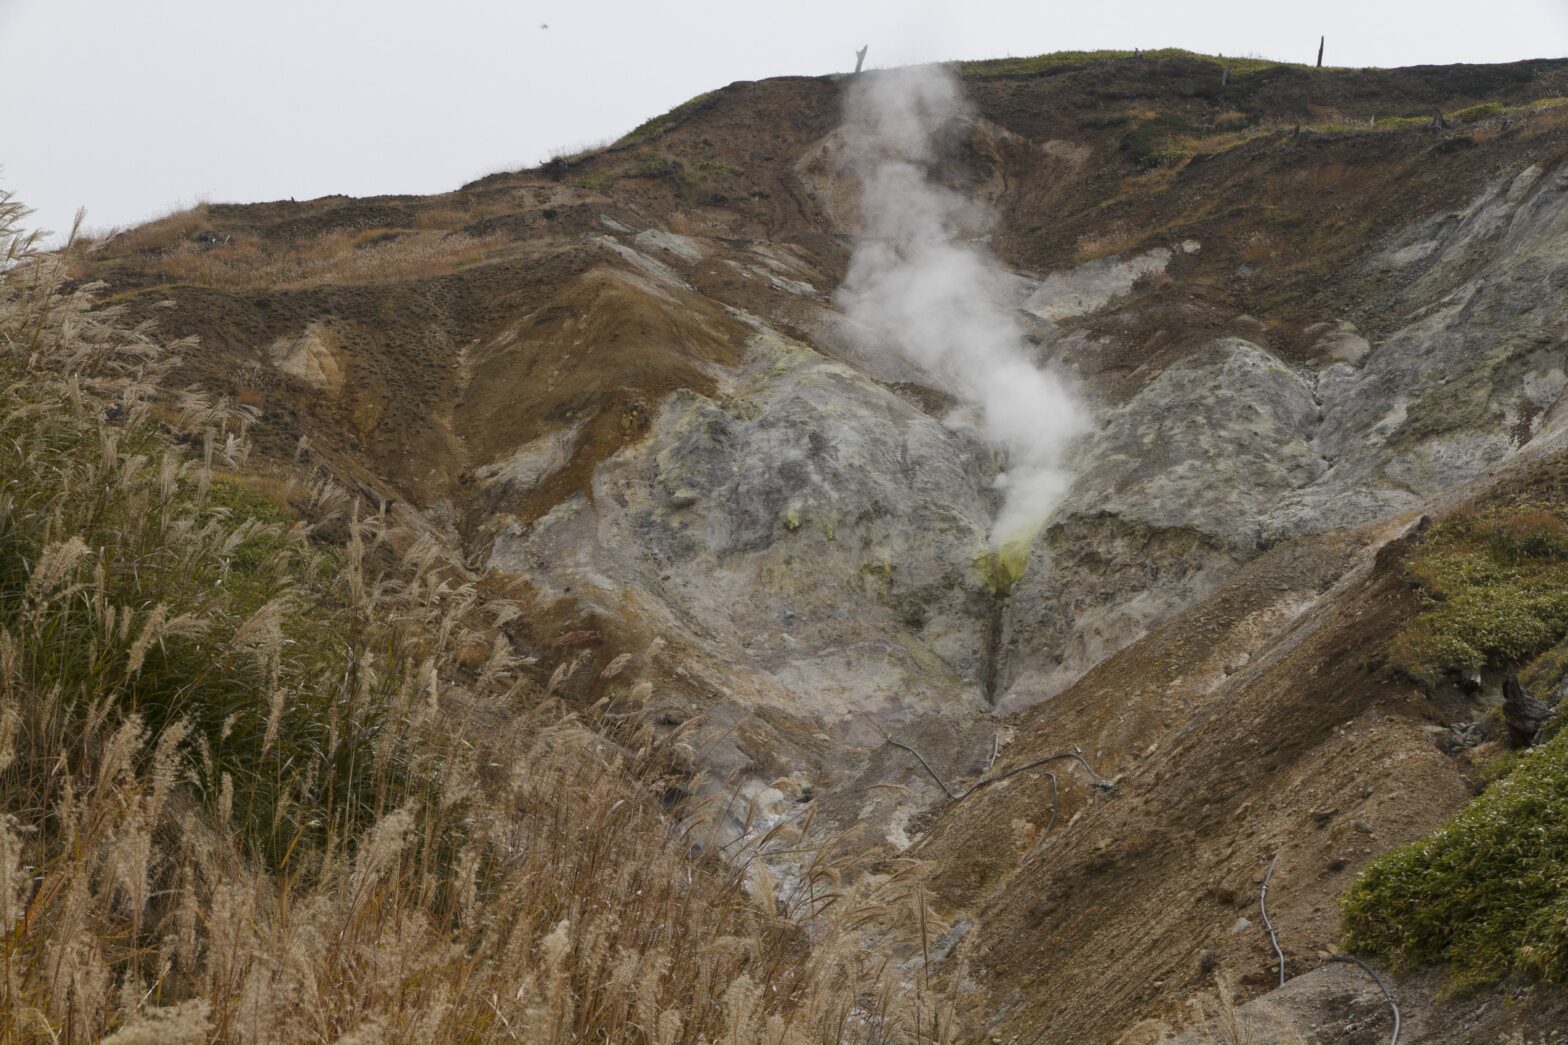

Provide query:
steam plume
left=836, top=65, right=1085, bottom=550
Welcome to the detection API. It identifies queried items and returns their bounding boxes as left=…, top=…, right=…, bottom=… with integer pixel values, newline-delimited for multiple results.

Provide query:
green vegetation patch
left=694, top=159, right=742, bottom=179
left=575, top=150, right=682, bottom=190
left=617, top=90, right=717, bottom=146
left=1451, top=102, right=1506, bottom=125
left=960, top=48, right=1312, bottom=79
left=1389, top=503, right=1568, bottom=680
left=1308, top=97, right=1566, bottom=137
left=1121, top=114, right=1196, bottom=169
left=1343, top=726, right=1568, bottom=984
left=1307, top=114, right=1431, bottom=134
left=1347, top=489, right=1568, bottom=987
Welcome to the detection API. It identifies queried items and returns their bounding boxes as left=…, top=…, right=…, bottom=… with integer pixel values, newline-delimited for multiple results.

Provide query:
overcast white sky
left=4, top=0, right=1567, bottom=240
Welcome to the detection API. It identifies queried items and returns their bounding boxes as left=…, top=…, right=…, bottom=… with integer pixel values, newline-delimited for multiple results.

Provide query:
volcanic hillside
left=61, top=49, right=1568, bottom=1041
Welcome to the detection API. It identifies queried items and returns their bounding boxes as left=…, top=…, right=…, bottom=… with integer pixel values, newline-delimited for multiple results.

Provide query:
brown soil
left=914, top=522, right=1476, bottom=1041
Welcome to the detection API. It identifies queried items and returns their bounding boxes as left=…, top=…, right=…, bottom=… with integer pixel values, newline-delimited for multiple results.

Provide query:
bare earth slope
left=75, top=52, right=1568, bottom=1041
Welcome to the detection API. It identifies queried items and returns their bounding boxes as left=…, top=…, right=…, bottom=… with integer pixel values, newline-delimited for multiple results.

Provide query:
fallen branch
left=1256, top=852, right=1402, bottom=1045
left=868, top=719, right=964, bottom=800
left=865, top=716, right=1111, bottom=865
left=1325, top=955, right=1401, bottom=1045
left=962, top=748, right=1104, bottom=800
left=1260, top=853, right=1285, bottom=988
left=864, top=716, right=1111, bottom=802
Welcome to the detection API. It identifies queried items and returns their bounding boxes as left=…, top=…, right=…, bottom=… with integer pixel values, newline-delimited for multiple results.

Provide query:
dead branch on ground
left=864, top=716, right=1112, bottom=864
left=1326, top=955, right=1402, bottom=1044
left=1256, top=854, right=1402, bottom=1044
left=1260, top=853, right=1286, bottom=987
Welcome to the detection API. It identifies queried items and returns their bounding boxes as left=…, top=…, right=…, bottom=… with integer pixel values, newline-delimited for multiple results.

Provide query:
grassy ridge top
left=958, top=47, right=1328, bottom=78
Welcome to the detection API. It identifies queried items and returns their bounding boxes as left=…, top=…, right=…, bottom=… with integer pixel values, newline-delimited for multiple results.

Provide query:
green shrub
left=1389, top=504, right=1568, bottom=679
left=1450, top=102, right=1506, bottom=125
left=1354, top=499, right=1568, bottom=986
left=1121, top=115, right=1194, bottom=169
left=1343, top=727, right=1568, bottom=983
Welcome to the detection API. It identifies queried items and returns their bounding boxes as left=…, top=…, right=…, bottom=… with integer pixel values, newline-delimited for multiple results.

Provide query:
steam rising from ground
left=837, top=65, right=1086, bottom=550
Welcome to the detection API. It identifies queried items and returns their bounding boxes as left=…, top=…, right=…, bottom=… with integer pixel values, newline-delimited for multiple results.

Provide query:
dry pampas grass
left=0, top=191, right=971, bottom=1042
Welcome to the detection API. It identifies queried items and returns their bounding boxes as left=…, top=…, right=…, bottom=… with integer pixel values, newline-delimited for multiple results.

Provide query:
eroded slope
left=73, top=51, right=1568, bottom=1040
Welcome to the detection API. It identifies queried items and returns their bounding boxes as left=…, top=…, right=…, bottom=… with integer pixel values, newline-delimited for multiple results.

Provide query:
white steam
left=836, top=65, right=1086, bottom=549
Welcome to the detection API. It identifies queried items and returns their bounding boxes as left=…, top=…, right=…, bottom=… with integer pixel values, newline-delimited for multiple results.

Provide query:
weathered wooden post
left=1317, top=36, right=1325, bottom=68
left=855, top=44, right=869, bottom=74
